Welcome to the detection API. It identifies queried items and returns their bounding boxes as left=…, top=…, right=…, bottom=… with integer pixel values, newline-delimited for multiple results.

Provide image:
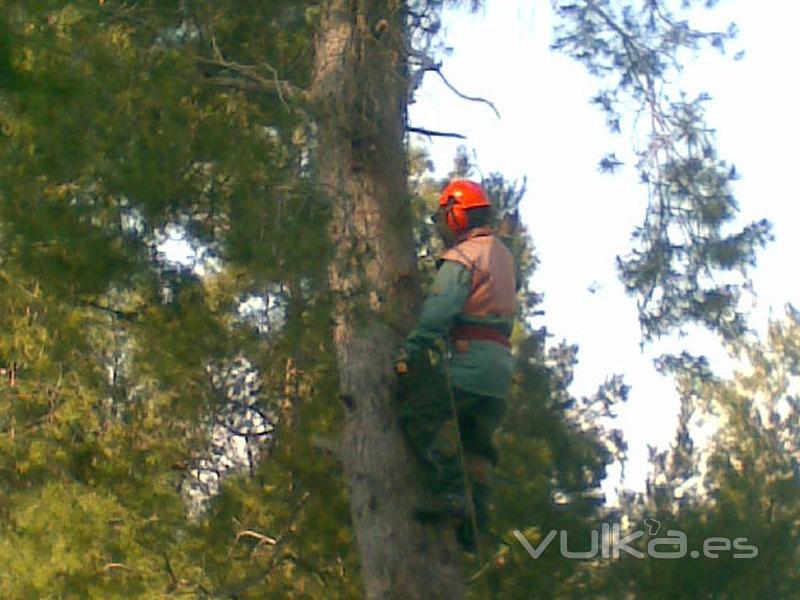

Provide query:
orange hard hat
left=438, top=179, right=491, bottom=233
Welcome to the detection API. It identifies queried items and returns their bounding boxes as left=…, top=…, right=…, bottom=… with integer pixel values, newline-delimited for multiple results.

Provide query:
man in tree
left=396, top=179, right=517, bottom=551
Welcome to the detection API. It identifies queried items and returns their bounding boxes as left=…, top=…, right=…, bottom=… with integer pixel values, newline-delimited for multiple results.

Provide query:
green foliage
left=0, top=0, right=786, bottom=597
left=469, top=332, right=628, bottom=599
left=588, top=310, right=800, bottom=599
left=0, top=1, right=344, bottom=596
left=553, top=0, right=772, bottom=341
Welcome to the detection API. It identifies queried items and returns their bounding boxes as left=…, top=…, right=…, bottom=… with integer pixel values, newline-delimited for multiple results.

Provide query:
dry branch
left=408, top=126, right=467, bottom=139
left=220, top=491, right=311, bottom=598
left=433, top=69, right=501, bottom=119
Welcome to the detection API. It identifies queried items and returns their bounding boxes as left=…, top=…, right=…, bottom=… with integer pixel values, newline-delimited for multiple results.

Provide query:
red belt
left=450, top=324, right=510, bottom=348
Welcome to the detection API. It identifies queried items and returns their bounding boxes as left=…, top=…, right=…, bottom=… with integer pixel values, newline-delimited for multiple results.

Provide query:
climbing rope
left=442, top=358, right=482, bottom=557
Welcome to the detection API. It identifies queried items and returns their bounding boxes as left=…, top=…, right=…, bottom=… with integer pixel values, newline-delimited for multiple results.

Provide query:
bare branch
left=196, top=40, right=308, bottom=109
left=310, top=433, right=342, bottom=459
left=0, top=270, right=39, bottom=299
left=203, top=76, right=263, bottom=93
left=234, top=529, right=278, bottom=556
left=101, top=562, right=133, bottom=573
left=219, top=423, right=271, bottom=438
left=408, top=126, right=467, bottom=139
left=163, top=551, right=180, bottom=593
left=220, top=491, right=311, bottom=598
left=467, top=543, right=511, bottom=584
left=197, top=57, right=305, bottom=104
left=407, top=49, right=441, bottom=101
left=80, top=300, right=139, bottom=322
left=433, top=69, right=501, bottom=119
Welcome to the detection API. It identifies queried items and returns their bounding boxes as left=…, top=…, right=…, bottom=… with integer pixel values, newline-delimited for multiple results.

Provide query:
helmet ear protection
left=443, top=195, right=469, bottom=232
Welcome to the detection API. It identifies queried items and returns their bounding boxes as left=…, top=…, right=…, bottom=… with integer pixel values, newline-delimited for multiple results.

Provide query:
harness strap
left=450, top=324, right=510, bottom=349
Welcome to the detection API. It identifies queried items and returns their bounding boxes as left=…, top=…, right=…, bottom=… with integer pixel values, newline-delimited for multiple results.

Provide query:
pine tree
left=552, top=0, right=772, bottom=341
left=586, top=310, right=799, bottom=599
left=0, top=1, right=773, bottom=597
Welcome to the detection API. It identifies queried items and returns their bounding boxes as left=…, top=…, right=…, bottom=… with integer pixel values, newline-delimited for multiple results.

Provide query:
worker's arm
left=402, top=260, right=472, bottom=362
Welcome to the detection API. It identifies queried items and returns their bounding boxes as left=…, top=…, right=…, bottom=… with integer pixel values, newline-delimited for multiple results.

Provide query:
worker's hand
left=394, top=349, right=410, bottom=376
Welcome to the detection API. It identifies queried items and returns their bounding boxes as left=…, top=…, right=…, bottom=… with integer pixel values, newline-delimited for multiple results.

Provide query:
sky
left=408, top=0, right=800, bottom=501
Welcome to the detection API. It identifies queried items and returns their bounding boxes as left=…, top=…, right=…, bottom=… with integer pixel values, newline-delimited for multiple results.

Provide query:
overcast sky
left=409, top=0, right=800, bottom=501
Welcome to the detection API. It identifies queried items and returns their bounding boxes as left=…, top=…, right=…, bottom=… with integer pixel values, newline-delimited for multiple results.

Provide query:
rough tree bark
left=309, top=1, right=466, bottom=598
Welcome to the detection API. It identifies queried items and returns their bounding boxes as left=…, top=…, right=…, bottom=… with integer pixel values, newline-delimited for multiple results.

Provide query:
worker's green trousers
left=397, top=349, right=505, bottom=532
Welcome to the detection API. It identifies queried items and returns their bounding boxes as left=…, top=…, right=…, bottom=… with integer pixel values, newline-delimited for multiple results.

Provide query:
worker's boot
left=413, top=492, right=477, bottom=553
left=455, top=514, right=478, bottom=553
left=413, top=490, right=466, bottom=524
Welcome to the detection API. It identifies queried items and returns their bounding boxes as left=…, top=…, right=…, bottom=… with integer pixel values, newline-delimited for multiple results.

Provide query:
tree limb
left=197, top=56, right=306, bottom=105
left=234, top=529, right=278, bottom=557
left=203, top=76, right=263, bottom=93
left=407, top=126, right=467, bottom=139
left=80, top=300, right=139, bottom=322
left=163, top=551, right=180, bottom=594
left=220, top=491, right=311, bottom=598
left=310, top=433, right=342, bottom=459
left=0, top=270, right=39, bottom=300
left=433, top=69, right=501, bottom=119
left=101, top=562, right=133, bottom=573
left=467, top=550, right=509, bottom=584
left=196, top=38, right=309, bottom=109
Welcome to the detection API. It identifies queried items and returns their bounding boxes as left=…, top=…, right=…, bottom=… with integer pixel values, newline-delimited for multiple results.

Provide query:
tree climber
left=396, top=179, right=517, bottom=551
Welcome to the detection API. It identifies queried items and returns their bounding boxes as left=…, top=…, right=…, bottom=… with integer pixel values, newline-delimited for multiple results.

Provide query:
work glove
left=394, top=348, right=410, bottom=376
left=395, top=344, right=444, bottom=377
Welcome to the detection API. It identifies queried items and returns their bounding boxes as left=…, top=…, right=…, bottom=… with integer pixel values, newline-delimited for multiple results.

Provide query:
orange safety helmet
left=438, top=179, right=491, bottom=233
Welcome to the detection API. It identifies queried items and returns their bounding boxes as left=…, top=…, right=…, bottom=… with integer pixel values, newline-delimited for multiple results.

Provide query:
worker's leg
left=397, top=350, right=466, bottom=515
left=453, top=388, right=506, bottom=532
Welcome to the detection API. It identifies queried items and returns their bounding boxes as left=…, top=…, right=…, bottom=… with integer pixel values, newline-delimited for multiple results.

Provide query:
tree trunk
left=310, top=1, right=466, bottom=598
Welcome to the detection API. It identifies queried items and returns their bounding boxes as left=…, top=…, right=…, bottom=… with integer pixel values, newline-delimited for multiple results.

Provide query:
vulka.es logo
left=513, top=522, right=759, bottom=560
